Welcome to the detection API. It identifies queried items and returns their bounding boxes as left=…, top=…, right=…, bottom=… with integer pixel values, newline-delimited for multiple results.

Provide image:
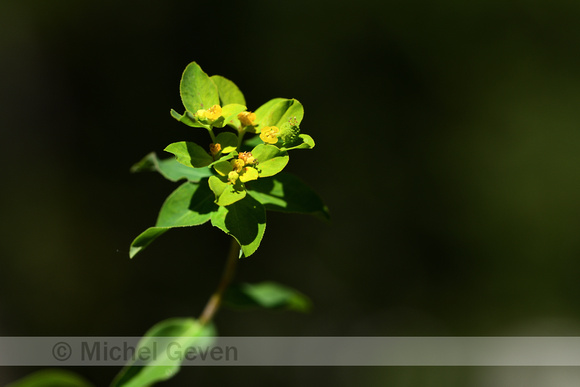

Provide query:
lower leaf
left=224, top=281, right=312, bottom=312
left=7, top=370, right=94, bottom=387
left=110, top=318, right=216, bottom=387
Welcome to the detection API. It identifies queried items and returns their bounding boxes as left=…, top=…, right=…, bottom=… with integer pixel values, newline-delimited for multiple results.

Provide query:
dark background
left=2, top=0, right=580, bottom=385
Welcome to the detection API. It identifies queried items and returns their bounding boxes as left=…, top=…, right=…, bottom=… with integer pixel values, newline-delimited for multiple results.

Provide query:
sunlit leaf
left=180, top=62, right=219, bottom=113
left=110, top=318, right=216, bottom=387
left=208, top=176, right=246, bottom=206
left=169, top=109, right=205, bottom=128
left=131, top=152, right=213, bottom=182
left=164, top=141, right=213, bottom=168
left=253, top=98, right=304, bottom=134
left=211, top=75, right=246, bottom=106
left=251, top=144, right=289, bottom=177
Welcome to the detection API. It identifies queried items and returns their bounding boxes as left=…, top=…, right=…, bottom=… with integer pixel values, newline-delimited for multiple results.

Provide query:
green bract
left=131, top=61, right=327, bottom=258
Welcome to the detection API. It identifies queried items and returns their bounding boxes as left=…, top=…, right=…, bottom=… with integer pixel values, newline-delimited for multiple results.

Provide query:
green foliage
left=179, top=62, right=219, bottom=114
left=164, top=141, right=213, bottom=168
left=110, top=318, right=215, bottom=387
left=210, top=195, right=266, bottom=257
left=224, top=281, right=312, bottom=312
left=6, top=370, right=95, bottom=387
left=131, top=153, right=213, bottom=182
left=211, top=75, right=246, bottom=106
left=131, top=61, right=326, bottom=258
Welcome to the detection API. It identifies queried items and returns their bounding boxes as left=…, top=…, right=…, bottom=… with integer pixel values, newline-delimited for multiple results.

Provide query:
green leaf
left=110, top=318, right=216, bottom=387
left=247, top=172, right=329, bottom=219
left=212, top=104, right=247, bottom=129
left=214, top=132, right=238, bottom=154
left=257, top=157, right=289, bottom=177
left=212, top=159, right=233, bottom=176
left=164, top=141, right=213, bottom=168
left=180, top=62, right=219, bottom=113
left=7, top=370, right=94, bottom=387
left=208, top=176, right=246, bottom=206
left=253, top=98, right=304, bottom=133
left=253, top=98, right=286, bottom=132
left=210, top=76, right=247, bottom=128
left=211, top=195, right=266, bottom=257
left=156, top=181, right=217, bottom=227
left=211, top=75, right=246, bottom=106
left=251, top=143, right=282, bottom=161
left=280, top=134, right=316, bottom=151
left=239, top=166, right=258, bottom=183
left=251, top=144, right=289, bottom=177
left=129, top=227, right=169, bottom=259
left=169, top=109, right=205, bottom=128
left=131, top=152, right=213, bottom=182
left=224, top=281, right=312, bottom=312
left=129, top=181, right=217, bottom=258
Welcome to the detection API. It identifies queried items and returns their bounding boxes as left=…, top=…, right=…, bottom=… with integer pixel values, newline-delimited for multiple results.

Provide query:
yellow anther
left=260, top=126, right=280, bottom=144
left=230, top=159, right=245, bottom=173
left=238, top=151, right=256, bottom=165
left=206, top=105, right=222, bottom=120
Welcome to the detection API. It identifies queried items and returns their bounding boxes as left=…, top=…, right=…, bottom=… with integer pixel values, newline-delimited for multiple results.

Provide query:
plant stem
left=199, top=238, right=240, bottom=325
left=237, top=128, right=246, bottom=150
left=208, top=128, right=217, bottom=143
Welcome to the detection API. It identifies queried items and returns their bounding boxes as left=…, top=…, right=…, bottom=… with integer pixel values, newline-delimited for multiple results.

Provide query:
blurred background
left=2, top=0, right=580, bottom=385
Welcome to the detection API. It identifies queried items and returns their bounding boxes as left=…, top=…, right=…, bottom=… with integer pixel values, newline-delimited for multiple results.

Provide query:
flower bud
left=209, top=143, right=222, bottom=156
left=278, top=116, right=300, bottom=145
left=238, top=111, right=256, bottom=127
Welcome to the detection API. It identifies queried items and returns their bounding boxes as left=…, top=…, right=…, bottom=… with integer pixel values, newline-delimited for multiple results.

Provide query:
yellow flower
left=238, top=111, right=257, bottom=127
left=230, top=159, right=245, bottom=173
left=260, top=126, right=280, bottom=144
left=196, top=104, right=222, bottom=122
left=238, top=151, right=256, bottom=165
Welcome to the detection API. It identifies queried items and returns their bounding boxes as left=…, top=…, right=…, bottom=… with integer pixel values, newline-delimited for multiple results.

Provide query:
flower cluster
left=217, top=151, right=259, bottom=184
left=196, top=104, right=222, bottom=123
